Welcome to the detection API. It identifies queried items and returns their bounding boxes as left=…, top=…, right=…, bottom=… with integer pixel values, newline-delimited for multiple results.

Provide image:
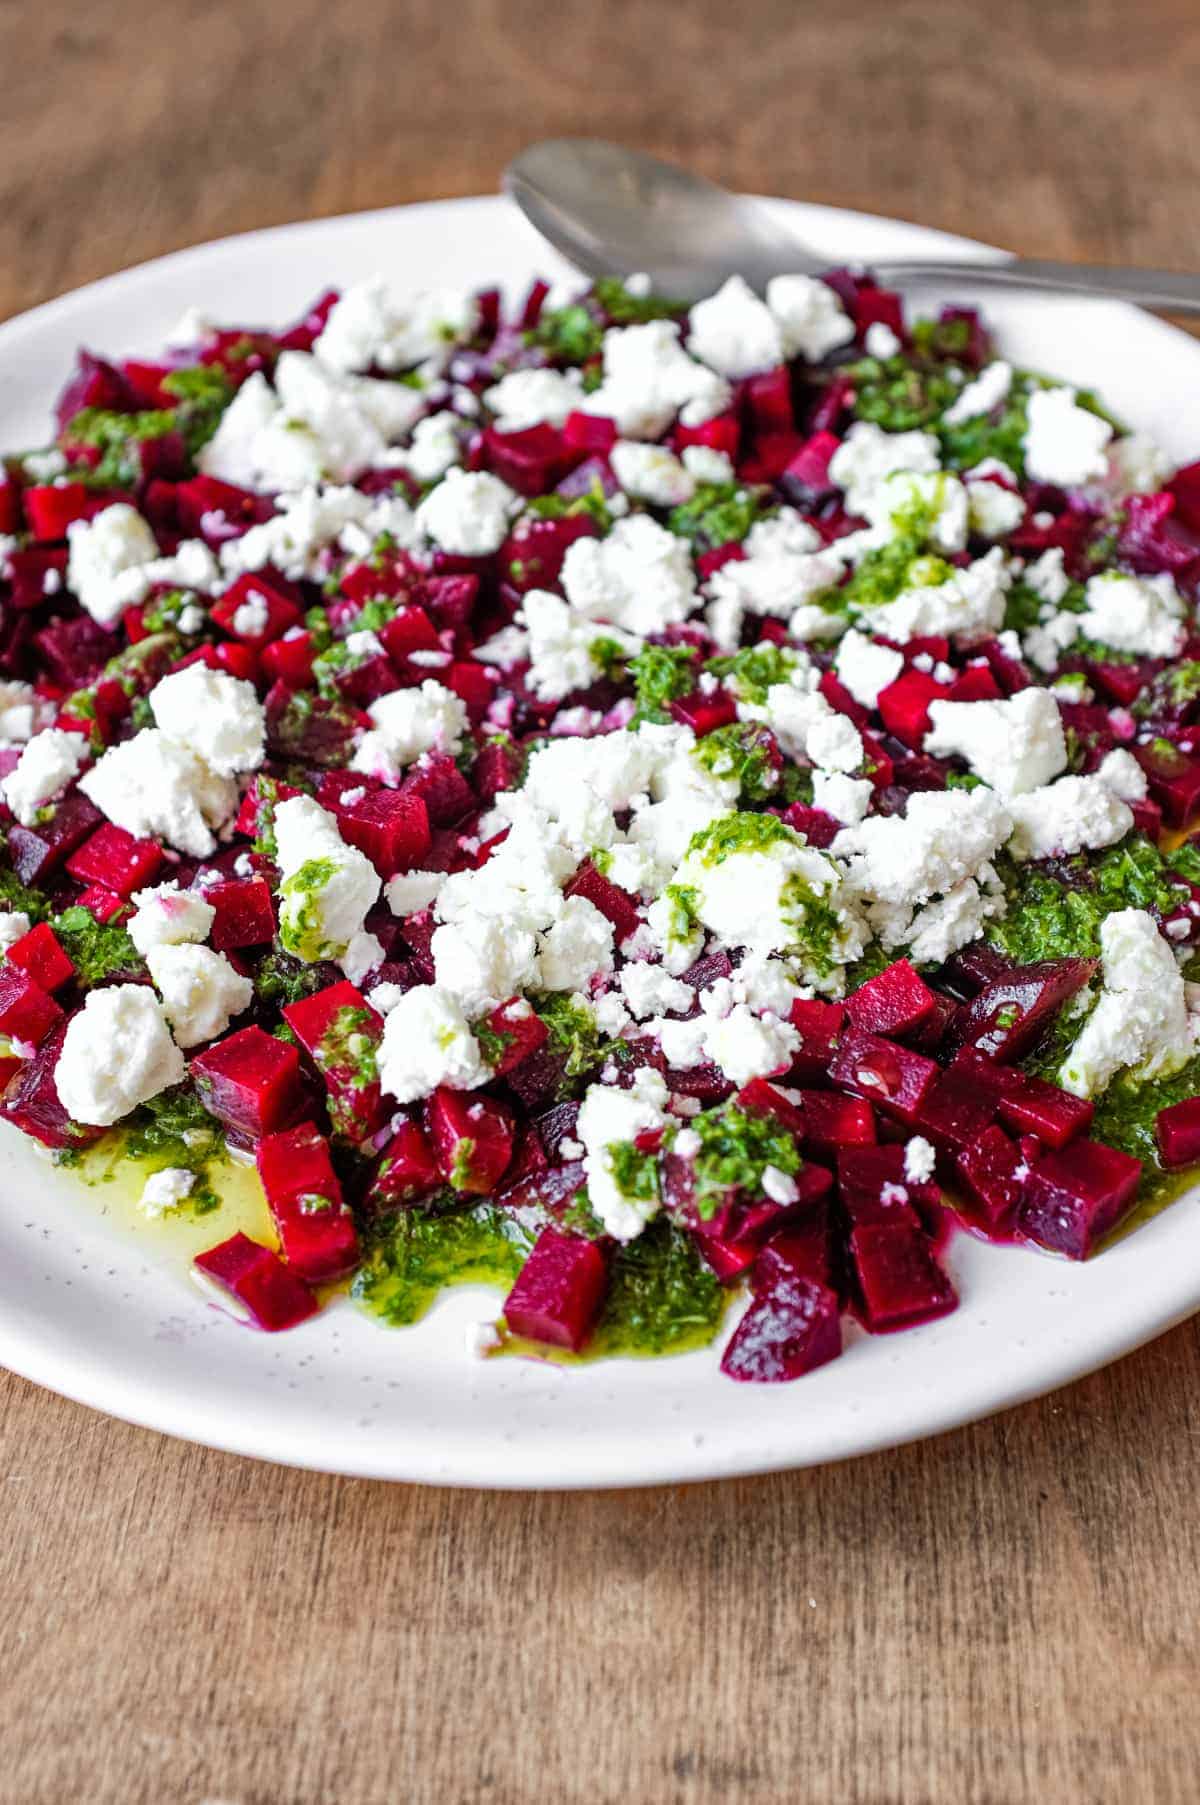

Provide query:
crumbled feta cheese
left=484, top=367, right=582, bottom=430
left=581, top=319, right=731, bottom=439
left=431, top=913, right=538, bottom=1016
left=903, top=1136, right=937, bottom=1183
left=1097, top=748, right=1148, bottom=803
left=619, top=961, right=695, bottom=1019
left=742, top=678, right=862, bottom=771
left=1006, top=775, right=1133, bottom=861
left=1, top=728, right=88, bottom=826
left=376, top=983, right=489, bottom=1104
left=66, top=504, right=160, bottom=626
left=703, top=1003, right=799, bottom=1084
left=220, top=484, right=377, bottom=583
left=925, top=687, right=1067, bottom=795
left=835, top=787, right=1013, bottom=906
left=273, top=795, right=381, bottom=961
left=231, top=593, right=271, bottom=639
left=351, top=679, right=468, bottom=781
left=1023, top=546, right=1071, bottom=606
left=1106, top=433, right=1171, bottom=499
left=414, top=467, right=520, bottom=556
left=681, top=443, right=736, bottom=484
left=1060, top=909, right=1192, bottom=1097
left=834, top=629, right=904, bottom=709
left=1074, top=571, right=1187, bottom=660
left=686, top=275, right=784, bottom=379
left=967, top=476, right=1025, bottom=539
left=127, top=882, right=215, bottom=957
left=862, top=546, right=1010, bottom=644
left=339, top=929, right=385, bottom=986
left=535, top=894, right=615, bottom=992
left=0, top=910, right=31, bottom=951
left=522, top=589, right=638, bottom=702
left=577, top=1067, right=670, bottom=1240
left=148, top=664, right=265, bottom=777
left=765, top=274, right=855, bottom=362
left=561, top=513, right=698, bottom=634
left=79, top=730, right=236, bottom=858
left=139, top=1167, right=196, bottom=1218
left=55, top=984, right=185, bottom=1126
left=811, top=769, right=873, bottom=825
left=385, top=869, right=447, bottom=916
left=0, top=680, right=41, bottom=746
left=146, top=943, right=253, bottom=1049
left=863, top=321, right=902, bottom=359
left=1023, top=386, right=1114, bottom=486
left=942, top=360, right=1012, bottom=427
left=316, top=279, right=478, bottom=375
left=609, top=440, right=696, bottom=507
left=471, top=623, right=530, bottom=670
left=394, top=410, right=463, bottom=483
left=705, top=514, right=844, bottom=631
left=828, top=421, right=941, bottom=517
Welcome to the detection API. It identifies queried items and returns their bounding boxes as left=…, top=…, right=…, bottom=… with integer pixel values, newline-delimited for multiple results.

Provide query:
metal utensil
left=505, top=138, right=1200, bottom=314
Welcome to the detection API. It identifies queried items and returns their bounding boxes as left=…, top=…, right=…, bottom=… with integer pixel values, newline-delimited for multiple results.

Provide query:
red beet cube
left=259, top=629, right=318, bottom=689
left=202, top=876, right=276, bottom=952
left=994, top=1071, right=1092, bottom=1150
left=829, top=1029, right=939, bottom=1123
left=951, top=957, right=1097, bottom=1062
left=368, top=1116, right=442, bottom=1209
left=8, top=792, right=103, bottom=884
left=735, top=1076, right=807, bottom=1138
left=1156, top=1096, right=1200, bottom=1168
left=694, top=1231, right=760, bottom=1283
left=283, top=979, right=386, bottom=1145
left=482, top=998, right=549, bottom=1077
left=0, top=965, right=62, bottom=1046
left=845, top=958, right=936, bottom=1038
left=377, top=605, right=441, bottom=666
left=24, top=482, right=98, bottom=541
left=1018, top=1138, right=1143, bottom=1259
left=335, top=786, right=431, bottom=878
left=752, top=1206, right=835, bottom=1292
left=0, top=1024, right=101, bottom=1149
left=912, top=1068, right=997, bottom=1159
left=563, top=859, right=641, bottom=946
left=787, top=998, right=846, bottom=1078
left=211, top=572, right=302, bottom=646
left=851, top=1223, right=957, bottom=1331
left=502, top=1227, right=609, bottom=1351
left=836, top=1144, right=932, bottom=1230
left=401, top=753, right=475, bottom=826
left=425, top=1087, right=515, bottom=1194
left=191, top=1027, right=306, bottom=1140
left=73, top=885, right=129, bottom=925
left=877, top=669, right=951, bottom=747
left=956, top=1125, right=1028, bottom=1228
left=669, top=688, right=737, bottom=735
left=255, top=1123, right=359, bottom=1283
left=5, top=923, right=74, bottom=993
left=65, top=821, right=164, bottom=897
left=795, top=1088, right=876, bottom=1157
left=721, top=1272, right=841, bottom=1383
left=193, top=1232, right=318, bottom=1331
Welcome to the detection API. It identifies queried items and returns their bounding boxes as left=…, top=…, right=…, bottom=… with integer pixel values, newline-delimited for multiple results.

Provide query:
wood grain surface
left=3, top=2, right=1200, bottom=1800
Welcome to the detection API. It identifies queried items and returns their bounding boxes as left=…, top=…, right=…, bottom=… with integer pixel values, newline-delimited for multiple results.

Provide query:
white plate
left=2, top=194, right=1200, bottom=1490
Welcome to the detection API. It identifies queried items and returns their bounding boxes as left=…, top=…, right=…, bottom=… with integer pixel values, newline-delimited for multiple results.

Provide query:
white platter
left=1, top=193, right=1199, bottom=1489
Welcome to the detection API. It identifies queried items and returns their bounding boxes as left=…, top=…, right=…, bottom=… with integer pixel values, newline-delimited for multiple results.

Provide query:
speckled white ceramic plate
left=2, top=194, right=1199, bottom=1488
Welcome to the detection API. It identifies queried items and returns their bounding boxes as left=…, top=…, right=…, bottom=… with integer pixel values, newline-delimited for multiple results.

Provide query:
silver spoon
left=504, top=138, right=1200, bottom=315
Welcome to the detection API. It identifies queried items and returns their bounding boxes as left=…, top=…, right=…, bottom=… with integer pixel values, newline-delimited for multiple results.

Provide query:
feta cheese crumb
left=941, top=360, right=1012, bottom=427
left=581, top=319, right=731, bottom=439
left=687, top=275, right=784, bottom=379
left=828, top=421, right=941, bottom=517
left=1023, top=386, right=1114, bottom=486
left=561, top=514, right=697, bottom=635
left=139, top=1167, right=196, bottom=1218
left=376, top=983, right=489, bottom=1104
left=765, top=274, right=855, bottom=362
left=1006, top=775, right=1132, bottom=861
left=55, top=984, right=185, bottom=1127
left=128, top=883, right=215, bottom=957
left=1097, top=748, right=1148, bottom=804
left=415, top=468, right=521, bottom=556
left=609, top=440, right=696, bottom=507
left=146, top=943, right=253, bottom=1048
left=149, top=664, right=266, bottom=777
left=2, top=728, right=88, bottom=826
left=703, top=1003, right=799, bottom=1084
left=577, top=1067, right=670, bottom=1240
left=352, top=679, right=468, bottom=782
left=903, top=1136, right=937, bottom=1183
left=79, top=730, right=236, bottom=858
left=925, top=687, right=1067, bottom=796
left=66, top=504, right=160, bottom=626
left=274, top=795, right=381, bottom=962
left=484, top=367, right=582, bottom=431
left=1075, top=571, right=1187, bottom=660
left=1060, top=909, right=1192, bottom=1097
left=834, top=629, right=904, bottom=709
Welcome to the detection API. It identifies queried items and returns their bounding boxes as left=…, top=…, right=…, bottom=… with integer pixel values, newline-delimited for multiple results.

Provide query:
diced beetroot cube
left=905, top=991, right=959, bottom=1052
left=259, top=629, right=318, bottom=689
left=787, top=998, right=845, bottom=1078
left=563, top=858, right=641, bottom=945
left=795, top=1088, right=876, bottom=1158
left=780, top=803, right=840, bottom=848
left=956, top=1124, right=1028, bottom=1228
left=669, top=687, right=737, bottom=735
left=191, top=1026, right=306, bottom=1140
left=211, top=571, right=302, bottom=646
left=445, top=660, right=498, bottom=720
left=54, top=350, right=133, bottom=428
left=563, top=410, right=618, bottom=455
left=828, top=1029, right=939, bottom=1123
left=401, top=753, right=475, bottom=827
left=836, top=1145, right=928, bottom=1230
left=912, top=1068, right=997, bottom=1160
left=335, top=785, right=432, bottom=878
left=368, top=1116, right=442, bottom=1209
left=817, top=668, right=870, bottom=728
left=418, top=572, right=481, bottom=630
left=500, top=513, right=599, bottom=593
left=734, top=1076, right=806, bottom=1138
left=877, top=669, right=951, bottom=747
left=255, top=1123, right=359, bottom=1283
left=425, top=1087, right=515, bottom=1195
left=1166, top=460, right=1200, bottom=536
left=859, top=730, right=895, bottom=792
left=951, top=957, right=1097, bottom=1061
left=752, top=1205, right=835, bottom=1292
left=8, top=792, right=103, bottom=884
left=851, top=1222, right=956, bottom=1331
left=845, top=958, right=936, bottom=1038
left=994, top=1071, right=1093, bottom=1149
left=483, top=422, right=572, bottom=496
left=203, top=876, right=276, bottom=952
left=0, top=1025, right=100, bottom=1149
left=23, top=483, right=99, bottom=541
left=944, top=664, right=1002, bottom=704
left=482, top=998, right=549, bottom=1077
left=731, top=1163, right=832, bottom=1247
left=721, top=1271, right=841, bottom=1383
left=502, top=1227, right=609, bottom=1352
left=8, top=548, right=70, bottom=613
left=1133, top=739, right=1200, bottom=827
left=5, top=923, right=74, bottom=993
left=673, top=410, right=741, bottom=458
left=193, top=1232, right=318, bottom=1331
left=65, top=821, right=164, bottom=897
left=233, top=774, right=302, bottom=840
left=170, top=474, right=275, bottom=543
left=781, top=429, right=839, bottom=497
left=473, top=735, right=524, bottom=803
left=0, top=965, right=63, bottom=1046
left=741, top=364, right=794, bottom=432
left=1156, top=1095, right=1200, bottom=1168
left=1117, top=491, right=1200, bottom=576
left=0, top=475, right=19, bottom=536
left=74, top=885, right=128, bottom=924
left=694, top=1230, right=760, bottom=1283
left=283, top=979, right=386, bottom=1145
left=1018, top=1138, right=1143, bottom=1259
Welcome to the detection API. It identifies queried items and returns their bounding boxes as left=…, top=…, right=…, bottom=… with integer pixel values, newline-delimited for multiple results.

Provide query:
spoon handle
left=872, top=256, right=1200, bottom=316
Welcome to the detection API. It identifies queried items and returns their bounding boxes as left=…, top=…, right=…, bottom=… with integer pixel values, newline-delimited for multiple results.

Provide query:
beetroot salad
left=1, top=265, right=1200, bottom=1382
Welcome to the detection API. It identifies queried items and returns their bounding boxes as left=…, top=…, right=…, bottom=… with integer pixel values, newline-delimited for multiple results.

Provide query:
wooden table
left=3, top=2, right=1200, bottom=1799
